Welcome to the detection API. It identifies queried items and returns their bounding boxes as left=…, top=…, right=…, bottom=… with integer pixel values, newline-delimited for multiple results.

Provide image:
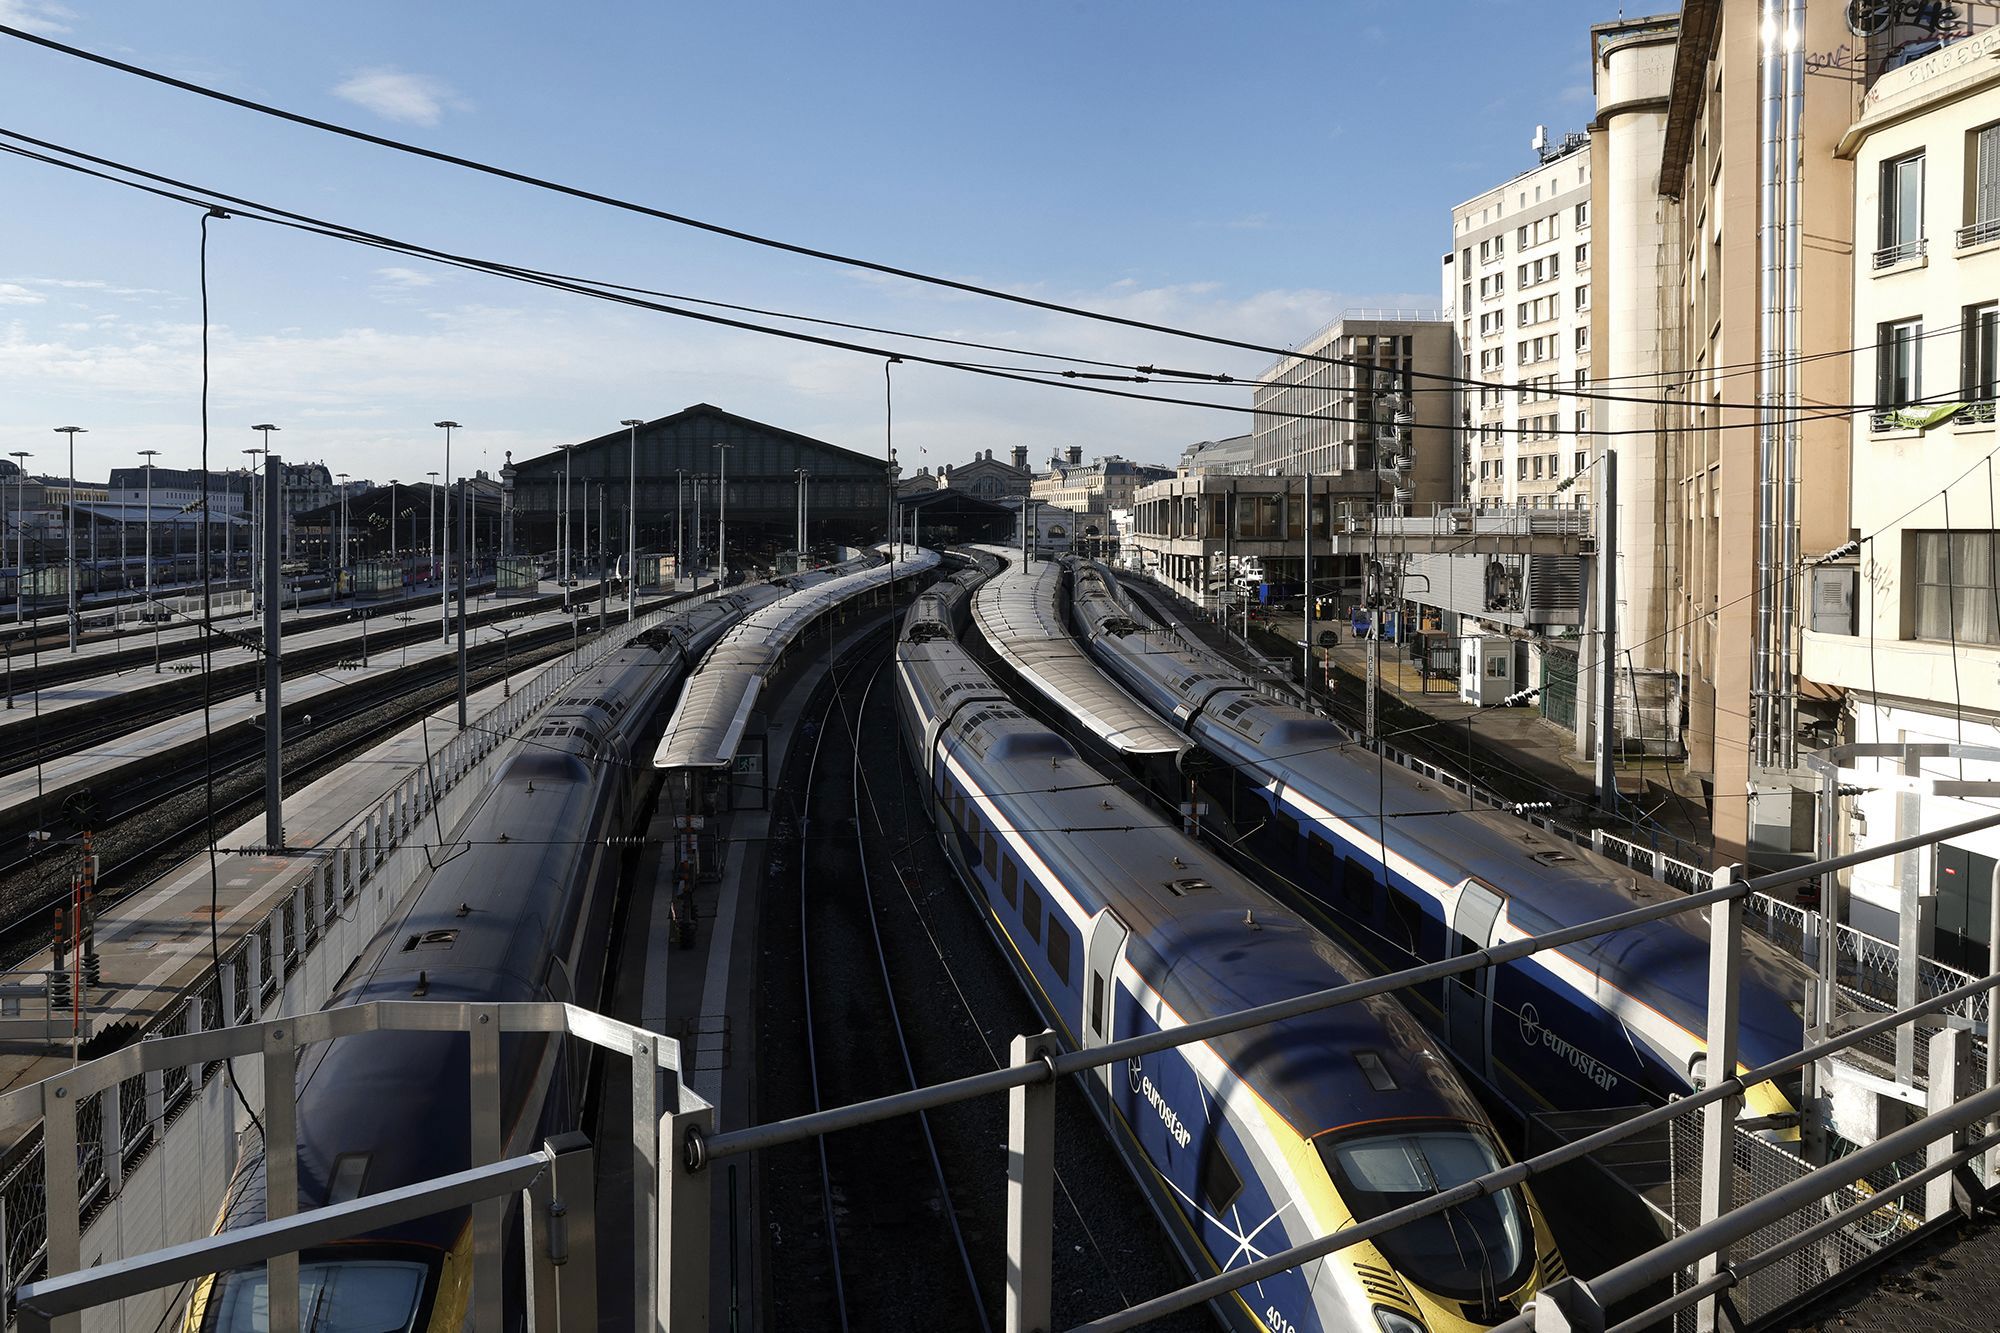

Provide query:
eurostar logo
left=1518, top=1001, right=1542, bottom=1047
left=1128, top=1057, right=1144, bottom=1095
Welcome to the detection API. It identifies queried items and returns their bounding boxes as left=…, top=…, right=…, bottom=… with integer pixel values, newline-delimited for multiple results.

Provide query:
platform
left=0, top=603, right=585, bottom=836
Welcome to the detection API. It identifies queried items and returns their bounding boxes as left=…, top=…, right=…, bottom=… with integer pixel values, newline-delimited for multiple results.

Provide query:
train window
left=1341, top=857, right=1376, bottom=915
left=1001, top=859, right=1019, bottom=907
left=1046, top=917, right=1073, bottom=987
left=1306, top=836, right=1335, bottom=884
left=982, top=832, right=997, bottom=872
left=1089, top=971, right=1106, bottom=1036
left=1387, top=888, right=1426, bottom=954
left=1022, top=884, right=1044, bottom=943
left=1198, top=1131, right=1243, bottom=1211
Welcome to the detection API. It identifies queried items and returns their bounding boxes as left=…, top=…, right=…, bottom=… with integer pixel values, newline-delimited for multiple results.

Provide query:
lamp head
left=251, top=423, right=279, bottom=433
left=433, top=420, right=460, bottom=430
left=620, top=418, right=644, bottom=427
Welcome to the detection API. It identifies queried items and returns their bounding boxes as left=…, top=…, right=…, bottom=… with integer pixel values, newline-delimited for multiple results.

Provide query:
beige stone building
left=1651, top=0, right=1861, bottom=861
left=1799, top=26, right=2000, bottom=963
left=1029, top=450, right=1171, bottom=513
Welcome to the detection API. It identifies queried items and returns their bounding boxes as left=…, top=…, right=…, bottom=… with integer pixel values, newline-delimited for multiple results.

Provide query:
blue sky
left=1, top=1, right=1609, bottom=487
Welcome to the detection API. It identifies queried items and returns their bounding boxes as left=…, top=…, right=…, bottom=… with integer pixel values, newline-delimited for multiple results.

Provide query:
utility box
left=1459, top=636, right=1514, bottom=706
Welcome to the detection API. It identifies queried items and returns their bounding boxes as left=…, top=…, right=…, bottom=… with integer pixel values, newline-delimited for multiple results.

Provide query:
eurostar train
left=179, top=585, right=782, bottom=1333
left=1069, top=562, right=1808, bottom=1126
left=898, top=576, right=1569, bottom=1333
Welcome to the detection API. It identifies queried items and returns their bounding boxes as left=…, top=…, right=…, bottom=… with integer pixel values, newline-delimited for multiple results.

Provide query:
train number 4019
left=1264, top=1307, right=1298, bottom=1333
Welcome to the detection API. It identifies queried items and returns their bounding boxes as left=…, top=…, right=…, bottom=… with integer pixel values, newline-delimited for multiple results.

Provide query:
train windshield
left=202, top=1260, right=428, bottom=1331
left=1320, top=1127, right=1532, bottom=1303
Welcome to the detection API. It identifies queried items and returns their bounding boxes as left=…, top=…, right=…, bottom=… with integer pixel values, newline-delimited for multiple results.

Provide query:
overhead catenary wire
left=0, top=129, right=1970, bottom=458
left=0, top=30, right=1976, bottom=424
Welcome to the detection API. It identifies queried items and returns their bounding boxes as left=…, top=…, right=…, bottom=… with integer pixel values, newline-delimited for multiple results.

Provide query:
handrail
left=704, top=809, right=2000, bottom=1162
left=13, top=1152, right=554, bottom=1332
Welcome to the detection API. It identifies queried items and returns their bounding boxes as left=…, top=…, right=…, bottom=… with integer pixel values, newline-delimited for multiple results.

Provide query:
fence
left=7, top=1001, right=684, bottom=1333
left=0, top=595, right=700, bottom=1317
left=17, top=806, right=2000, bottom=1332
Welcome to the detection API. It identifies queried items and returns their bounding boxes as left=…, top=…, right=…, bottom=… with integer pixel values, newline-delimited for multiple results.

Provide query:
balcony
left=1956, top=400, right=1997, bottom=426
left=1873, top=237, right=1927, bottom=270
left=1958, top=217, right=2000, bottom=249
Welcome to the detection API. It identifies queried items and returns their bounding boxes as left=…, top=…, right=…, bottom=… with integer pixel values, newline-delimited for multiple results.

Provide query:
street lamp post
left=621, top=418, right=642, bottom=622
left=252, top=423, right=280, bottom=595
left=53, top=426, right=85, bottom=651
left=135, top=450, right=160, bottom=616
left=426, top=471, right=439, bottom=583
left=560, top=443, right=576, bottom=599
left=243, top=447, right=265, bottom=613
left=714, top=444, right=732, bottom=588
left=794, top=466, right=810, bottom=558
left=434, top=421, right=460, bottom=641
left=9, top=452, right=30, bottom=625
left=675, top=468, right=685, bottom=586
left=336, top=472, right=350, bottom=603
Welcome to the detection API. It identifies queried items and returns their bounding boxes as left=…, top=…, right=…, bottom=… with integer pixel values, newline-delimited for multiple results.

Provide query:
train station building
left=504, top=404, right=893, bottom=575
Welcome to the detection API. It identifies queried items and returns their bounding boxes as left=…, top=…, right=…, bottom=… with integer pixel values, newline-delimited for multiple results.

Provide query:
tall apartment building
left=1799, top=28, right=2000, bottom=965
left=1653, top=0, right=1859, bottom=862
left=1446, top=135, right=1596, bottom=509
left=1250, top=314, right=1454, bottom=506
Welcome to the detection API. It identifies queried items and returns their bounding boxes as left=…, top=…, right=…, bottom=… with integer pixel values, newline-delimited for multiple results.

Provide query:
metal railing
left=1956, top=399, right=1997, bottom=425
left=1872, top=237, right=1927, bottom=269
left=17, top=810, right=2000, bottom=1332
left=1958, top=217, right=2000, bottom=249
left=666, top=811, right=2000, bottom=1333
left=9, top=1000, right=684, bottom=1333
left=0, top=594, right=704, bottom=1307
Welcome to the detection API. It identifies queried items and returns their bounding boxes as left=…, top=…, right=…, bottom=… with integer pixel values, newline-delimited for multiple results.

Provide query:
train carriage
left=898, top=570, right=1566, bottom=1333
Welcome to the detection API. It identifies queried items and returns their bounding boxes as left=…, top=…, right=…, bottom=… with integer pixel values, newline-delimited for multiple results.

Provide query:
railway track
left=754, top=622, right=1207, bottom=1331
left=0, top=618, right=596, bottom=965
left=0, top=586, right=638, bottom=778
left=783, top=650, right=989, bottom=1331
left=0, top=578, right=594, bottom=697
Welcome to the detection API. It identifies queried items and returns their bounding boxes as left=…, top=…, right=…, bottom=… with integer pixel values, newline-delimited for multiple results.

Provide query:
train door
left=1083, top=910, right=1130, bottom=1100
left=1445, top=879, right=1505, bottom=1079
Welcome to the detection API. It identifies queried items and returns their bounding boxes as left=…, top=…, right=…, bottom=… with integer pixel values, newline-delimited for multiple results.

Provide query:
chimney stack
left=1012, top=445, right=1028, bottom=470
left=1067, top=446, right=1083, bottom=465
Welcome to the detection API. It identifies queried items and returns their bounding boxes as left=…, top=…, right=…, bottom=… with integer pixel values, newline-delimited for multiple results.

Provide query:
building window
left=1518, top=457, right=1528, bottom=480
left=1877, top=151, right=1926, bottom=267
left=1966, top=303, right=2000, bottom=410
left=1575, top=243, right=1590, bottom=270
left=1576, top=201, right=1590, bottom=229
left=1574, top=450, right=1587, bottom=473
left=1575, top=284, right=1590, bottom=311
left=1875, top=318, right=1923, bottom=424
left=1966, top=124, right=2000, bottom=248
left=1910, top=530, right=2000, bottom=645
left=1575, top=326, right=1590, bottom=352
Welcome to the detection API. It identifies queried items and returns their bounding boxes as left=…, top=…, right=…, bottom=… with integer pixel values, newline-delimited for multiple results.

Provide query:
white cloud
left=0, top=0, right=75, bottom=35
left=331, top=68, right=464, bottom=127
left=373, top=267, right=437, bottom=290
left=0, top=283, right=46, bottom=306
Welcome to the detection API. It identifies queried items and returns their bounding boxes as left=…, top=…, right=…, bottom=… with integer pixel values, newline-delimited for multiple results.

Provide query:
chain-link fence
left=1660, top=1108, right=1934, bottom=1331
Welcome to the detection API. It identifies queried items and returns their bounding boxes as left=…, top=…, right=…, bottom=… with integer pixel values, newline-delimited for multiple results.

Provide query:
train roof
left=655, top=547, right=940, bottom=768
left=966, top=546, right=1185, bottom=758
left=943, top=711, right=1487, bottom=1137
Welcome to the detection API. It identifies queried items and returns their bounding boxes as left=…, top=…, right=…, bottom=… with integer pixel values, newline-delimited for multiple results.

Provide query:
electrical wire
left=0, top=38, right=1971, bottom=422
left=0, top=129, right=1978, bottom=451
left=196, top=206, right=266, bottom=1140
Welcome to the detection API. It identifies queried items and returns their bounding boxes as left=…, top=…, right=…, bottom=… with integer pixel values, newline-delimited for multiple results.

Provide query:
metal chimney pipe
left=1754, top=2, right=1784, bottom=769
left=1778, top=0, right=1806, bottom=770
